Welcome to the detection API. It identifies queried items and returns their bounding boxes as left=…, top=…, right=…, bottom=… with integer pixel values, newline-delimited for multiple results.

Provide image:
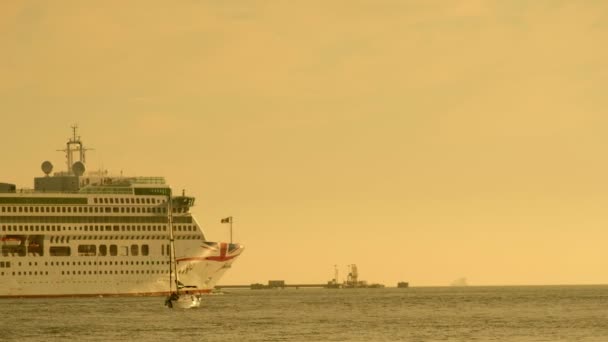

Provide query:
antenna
left=57, top=125, right=94, bottom=174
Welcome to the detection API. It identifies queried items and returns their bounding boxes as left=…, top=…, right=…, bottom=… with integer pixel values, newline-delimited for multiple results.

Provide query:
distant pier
left=215, top=279, right=407, bottom=290
left=215, top=265, right=409, bottom=290
left=216, top=280, right=330, bottom=290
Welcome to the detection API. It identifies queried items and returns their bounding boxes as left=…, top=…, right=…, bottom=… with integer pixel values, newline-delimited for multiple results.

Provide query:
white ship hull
left=0, top=237, right=243, bottom=298
left=1, top=129, right=244, bottom=298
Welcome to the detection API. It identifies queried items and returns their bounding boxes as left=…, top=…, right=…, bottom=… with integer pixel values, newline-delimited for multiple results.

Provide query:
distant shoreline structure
left=218, top=264, right=413, bottom=290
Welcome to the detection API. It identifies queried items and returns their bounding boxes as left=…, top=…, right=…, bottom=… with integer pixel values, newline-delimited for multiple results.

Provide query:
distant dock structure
left=327, top=264, right=386, bottom=289
left=217, top=281, right=328, bottom=290
left=215, top=264, right=409, bottom=290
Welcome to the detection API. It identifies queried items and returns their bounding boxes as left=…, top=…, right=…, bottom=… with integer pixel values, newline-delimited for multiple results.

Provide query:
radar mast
left=57, top=125, right=93, bottom=175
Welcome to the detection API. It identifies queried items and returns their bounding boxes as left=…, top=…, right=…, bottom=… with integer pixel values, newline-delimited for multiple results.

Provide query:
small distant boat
left=167, top=292, right=202, bottom=309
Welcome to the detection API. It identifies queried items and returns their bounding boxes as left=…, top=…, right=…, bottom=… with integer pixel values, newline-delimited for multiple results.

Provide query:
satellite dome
left=72, top=161, right=86, bottom=176
left=41, top=161, right=53, bottom=175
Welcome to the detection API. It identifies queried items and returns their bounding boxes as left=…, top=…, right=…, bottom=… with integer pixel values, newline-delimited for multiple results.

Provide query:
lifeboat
left=1, top=237, right=22, bottom=246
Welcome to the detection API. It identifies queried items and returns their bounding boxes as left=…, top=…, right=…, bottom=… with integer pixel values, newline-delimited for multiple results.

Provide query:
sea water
left=2, top=286, right=608, bottom=341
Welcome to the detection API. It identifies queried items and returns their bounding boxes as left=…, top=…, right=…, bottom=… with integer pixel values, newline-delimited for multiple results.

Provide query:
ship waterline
left=0, top=129, right=243, bottom=298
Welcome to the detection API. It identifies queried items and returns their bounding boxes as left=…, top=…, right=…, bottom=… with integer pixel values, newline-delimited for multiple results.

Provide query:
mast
left=168, top=189, right=179, bottom=295
left=57, top=125, right=92, bottom=174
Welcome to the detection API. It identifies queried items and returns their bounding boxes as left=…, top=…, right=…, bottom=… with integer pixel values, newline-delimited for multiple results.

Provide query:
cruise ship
left=0, top=128, right=243, bottom=298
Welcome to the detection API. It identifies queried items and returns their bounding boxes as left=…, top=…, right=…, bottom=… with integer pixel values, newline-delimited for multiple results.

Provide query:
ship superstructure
left=0, top=128, right=243, bottom=297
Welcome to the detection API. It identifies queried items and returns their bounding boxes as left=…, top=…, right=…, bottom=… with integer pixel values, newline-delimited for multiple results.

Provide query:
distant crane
left=346, top=264, right=359, bottom=287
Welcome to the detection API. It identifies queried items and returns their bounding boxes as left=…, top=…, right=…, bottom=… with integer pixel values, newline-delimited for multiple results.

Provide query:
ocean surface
left=2, top=285, right=608, bottom=341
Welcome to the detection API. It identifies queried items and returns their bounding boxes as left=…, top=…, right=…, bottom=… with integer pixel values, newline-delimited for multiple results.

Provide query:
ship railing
left=14, top=188, right=37, bottom=193
left=130, top=177, right=166, bottom=185
left=79, top=186, right=134, bottom=194
left=10, top=188, right=86, bottom=194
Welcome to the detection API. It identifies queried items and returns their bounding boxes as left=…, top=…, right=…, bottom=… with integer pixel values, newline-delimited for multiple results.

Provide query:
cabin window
left=141, top=245, right=149, bottom=256
left=99, top=245, right=107, bottom=256
left=109, top=244, right=117, bottom=256
left=131, top=245, right=139, bottom=256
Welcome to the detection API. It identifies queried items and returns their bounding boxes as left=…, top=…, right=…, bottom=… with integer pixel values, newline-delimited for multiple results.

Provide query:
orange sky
left=1, top=1, right=608, bottom=286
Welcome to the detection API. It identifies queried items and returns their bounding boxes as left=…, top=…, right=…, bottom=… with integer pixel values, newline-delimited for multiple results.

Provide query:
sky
left=1, top=0, right=608, bottom=286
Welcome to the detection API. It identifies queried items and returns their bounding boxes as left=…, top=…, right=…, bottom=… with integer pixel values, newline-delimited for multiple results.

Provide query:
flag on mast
left=221, top=216, right=232, bottom=224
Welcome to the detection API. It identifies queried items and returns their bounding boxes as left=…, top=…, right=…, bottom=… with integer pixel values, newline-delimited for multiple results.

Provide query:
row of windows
left=5, top=269, right=169, bottom=276
left=0, top=197, right=167, bottom=206
left=92, top=197, right=164, bottom=205
left=0, top=216, right=193, bottom=224
left=6, top=271, right=49, bottom=276
left=0, top=235, right=198, bottom=257
left=1, top=206, right=167, bottom=214
left=61, top=269, right=169, bottom=275
left=1, top=224, right=196, bottom=232
left=48, top=235, right=198, bottom=242
left=4, top=260, right=169, bottom=267
left=0, top=197, right=86, bottom=205
left=54, top=260, right=167, bottom=266
left=50, top=244, right=154, bottom=257
left=0, top=236, right=199, bottom=257
left=45, top=243, right=191, bottom=257
left=80, top=244, right=149, bottom=256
